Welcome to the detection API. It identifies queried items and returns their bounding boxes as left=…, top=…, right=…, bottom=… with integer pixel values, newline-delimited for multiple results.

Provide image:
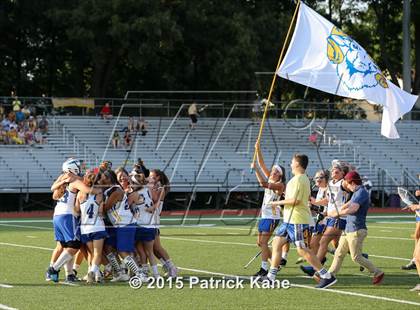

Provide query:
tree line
left=0, top=0, right=418, bottom=99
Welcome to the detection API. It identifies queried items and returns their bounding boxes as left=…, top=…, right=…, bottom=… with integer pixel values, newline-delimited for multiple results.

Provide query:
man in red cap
left=316, top=170, right=384, bottom=288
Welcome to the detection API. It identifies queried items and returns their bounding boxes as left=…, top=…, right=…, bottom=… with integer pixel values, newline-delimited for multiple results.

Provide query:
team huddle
left=252, top=142, right=387, bottom=289
left=46, top=158, right=177, bottom=284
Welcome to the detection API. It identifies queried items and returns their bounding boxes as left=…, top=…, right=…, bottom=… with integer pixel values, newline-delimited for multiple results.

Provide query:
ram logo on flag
left=278, top=2, right=418, bottom=139
left=327, top=26, right=388, bottom=91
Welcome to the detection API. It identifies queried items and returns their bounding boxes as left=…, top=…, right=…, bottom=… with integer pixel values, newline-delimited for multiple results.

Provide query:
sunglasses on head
left=314, top=176, right=325, bottom=180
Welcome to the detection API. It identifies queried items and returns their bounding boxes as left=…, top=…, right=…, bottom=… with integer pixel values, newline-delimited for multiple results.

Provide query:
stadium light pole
left=402, top=0, right=411, bottom=119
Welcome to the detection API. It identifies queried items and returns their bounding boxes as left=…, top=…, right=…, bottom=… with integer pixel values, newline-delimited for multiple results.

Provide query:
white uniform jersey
left=54, top=187, right=77, bottom=216
left=134, top=187, right=156, bottom=228
left=152, top=201, right=163, bottom=228
left=261, top=187, right=281, bottom=219
left=105, top=187, right=135, bottom=227
left=80, top=194, right=105, bottom=234
left=316, top=187, right=328, bottom=225
left=326, top=179, right=348, bottom=219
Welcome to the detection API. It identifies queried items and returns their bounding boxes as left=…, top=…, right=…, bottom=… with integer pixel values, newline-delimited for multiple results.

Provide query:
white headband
left=272, top=165, right=283, bottom=175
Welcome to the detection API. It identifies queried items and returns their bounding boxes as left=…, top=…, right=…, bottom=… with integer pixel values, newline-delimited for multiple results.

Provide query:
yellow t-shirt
left=283, top=174, right=311, bottom=224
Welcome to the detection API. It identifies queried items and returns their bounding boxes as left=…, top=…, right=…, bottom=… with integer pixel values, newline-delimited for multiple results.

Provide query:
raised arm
left=70, top=179, right=102, bottom=195
left=254, top=143, right=270, bottom=178
left=103, top=189, right=124, bottom=211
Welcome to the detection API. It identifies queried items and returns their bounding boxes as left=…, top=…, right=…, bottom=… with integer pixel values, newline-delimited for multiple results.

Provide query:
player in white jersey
left=100, top=168, right=141, bottom=282
left=129, top=173, right=160, bottom=278
left=47, top=158, right=102, bottom=283
left=251, top=143, right=287, bottom=277
left=149, top=169, right=177, bottom=277
left=300, top=161, right=349, bottom=277
left=74, top=171, right=107, bottom=284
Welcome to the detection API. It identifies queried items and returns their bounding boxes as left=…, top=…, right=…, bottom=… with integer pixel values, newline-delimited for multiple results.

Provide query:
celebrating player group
left=251, top=142, right=420, bottom=292
left=46, top=158, right=177, bottom=284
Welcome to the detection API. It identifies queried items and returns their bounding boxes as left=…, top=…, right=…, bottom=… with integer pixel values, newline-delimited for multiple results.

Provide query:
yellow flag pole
left=251, top=0, right=301, bottom=167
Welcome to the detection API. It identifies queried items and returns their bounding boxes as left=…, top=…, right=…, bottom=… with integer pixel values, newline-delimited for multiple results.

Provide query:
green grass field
left=0, top=214, right=419, bottom=310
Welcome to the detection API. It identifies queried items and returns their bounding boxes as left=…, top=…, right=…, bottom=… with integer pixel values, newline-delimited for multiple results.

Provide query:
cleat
left=168, top=266, right=178, bottom=278
left=295, top=257, right=305, bottom=264
left=135, top=272, right=149, bottom=283
left=300, top=265, right=315, bottom=277
left=401, top=262, right=416, bottom=270
left=372, top=272, right=384, bottom=285
left=47, top=267, right=59, bottom=283
left=110, top=272, right=130, bottom=282
left=321, top=257, right=327, bottom=265
left=409, top=284, right=420, bottom=292
left=280, top=259, right=287, bottom=267
left=253, top=268, right=268, bottom=277
left=316, top=276, right=337, bottom=289
left=360, top=253, right=368, bottom=272
left=87, top=271, right=95, bottom=284
left=95, top=273, right=104, bottom=284
left=65, top=274, right=79, bottom=283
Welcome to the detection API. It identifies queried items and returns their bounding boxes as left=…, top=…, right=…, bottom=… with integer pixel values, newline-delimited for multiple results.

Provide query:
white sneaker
left=410, top=284, right=420, bottom=291
left=87, top=271, right=95, bottom=284
left=110, top=272, right=130, bottom=282
left=95, top=273, right=104, bottom=284
left=168, top=266, right=178, bottom=278
left=135, top=272, right=149, bottom=283
left=82, top=274, right=89, bottom=281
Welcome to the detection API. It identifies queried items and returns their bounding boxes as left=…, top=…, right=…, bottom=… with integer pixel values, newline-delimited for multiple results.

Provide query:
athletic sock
left=90, top=264, right=99, bottom=274
left=159, top=258, right=166, bottom=265
left=261, top=261, right=269, bottom=271
left=106, top=253, right=122, bottom=273
left=319, top=268, right=331, bottom=279
left=64, top=258, right=74, bottom=277
left=52, top=251, right=73, bottom=272
left=151, top=265, right=159, bottom=277
left=123, top=256, right=139, bottom=275
left=412, top=258, right=416, bottom=264
left=281, top=252, right=288, bottom=260
left=267, top=267, right=278, bottom=281
left=73, top=263, right=80, bottom=271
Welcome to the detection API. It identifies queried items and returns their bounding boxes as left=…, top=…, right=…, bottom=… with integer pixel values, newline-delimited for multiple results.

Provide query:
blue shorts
left=326, top=217, right=346, bottom=230
left=275, top=223, right=310, bottom=248
left=135, top=226, right=157, bottom=242
left=53, top=214, right=80, bottom=243
left=258, top=219, right=280, bottom=233
left=312, top=223, right=326, bottom=235
left=105, top=226, right=116, bottom=247
left=81, top=231, right=108, bottom=244
left=416, top=217, right=420, bottom=222
left=115, top=224, right=137, bottom=252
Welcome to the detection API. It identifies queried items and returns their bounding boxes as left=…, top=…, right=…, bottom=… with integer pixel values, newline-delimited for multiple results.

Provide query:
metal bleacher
left=0, top=115, right=419, bottom=193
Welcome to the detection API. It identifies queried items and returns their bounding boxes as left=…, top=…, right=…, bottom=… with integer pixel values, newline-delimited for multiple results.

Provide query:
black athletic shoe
left=300, top=265, right=315, bottom=277
left=315, top=276, right=337, bottom=289
left=360, top=253, right=369, bottom=272
left=401, top=262, right=417, bottom=270
left=46, top=267, right=59, bottom=283
left=253, top=268, right=268, bottom=277
left=65, top=274, right=79, bottom=283
left=321, top=257, right=327, bottom=265
left=280, top=258, right=287, bottom=267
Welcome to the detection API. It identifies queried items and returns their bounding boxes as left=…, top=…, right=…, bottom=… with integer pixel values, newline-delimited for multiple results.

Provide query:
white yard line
left=0, top=284, right=13, bottom=288
left=0, top=223, right=51, bottom=230
left=0, top=304, right=18, bottom=310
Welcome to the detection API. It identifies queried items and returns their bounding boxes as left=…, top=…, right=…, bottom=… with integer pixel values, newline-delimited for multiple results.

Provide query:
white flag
left=278, top=2, right=418, bottom=139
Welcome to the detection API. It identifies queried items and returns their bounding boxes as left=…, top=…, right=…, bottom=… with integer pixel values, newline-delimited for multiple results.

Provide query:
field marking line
left=0, top=242, right=54, bottom=251
left=0, top=224, right=51, bottom=230
left=175, top=266, right=420, bottom=307
left=0, top=284, right=13, bottom=288
left=0, top=304, right=18, bottom=310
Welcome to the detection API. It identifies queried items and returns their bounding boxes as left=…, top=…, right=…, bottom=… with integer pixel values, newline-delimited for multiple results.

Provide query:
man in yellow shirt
left=266, top=153, right=336, bottom=288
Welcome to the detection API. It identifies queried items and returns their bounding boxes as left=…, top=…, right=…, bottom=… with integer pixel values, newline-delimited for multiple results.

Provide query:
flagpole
left=251, top=0, right=301, bottom=167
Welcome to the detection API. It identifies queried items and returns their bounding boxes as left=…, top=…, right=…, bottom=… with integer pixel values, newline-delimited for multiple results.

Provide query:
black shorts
left=189, top=114, right=197, bottom=123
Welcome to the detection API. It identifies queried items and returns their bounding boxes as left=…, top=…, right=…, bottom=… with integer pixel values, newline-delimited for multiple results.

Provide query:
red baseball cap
left=344, top=171, right=362, bottom=184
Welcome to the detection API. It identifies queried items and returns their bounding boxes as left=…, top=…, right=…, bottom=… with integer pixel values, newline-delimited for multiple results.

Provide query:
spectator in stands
left=0, top=104, right=5, bottom=120
left=138, top=117, right=148, bottom=136
left=15, top=108, right=25, bottom=123
left=12, top=96, right=21, bottom=112
left=112, top=130, right=120, bottom=149
left=33, top=128, right=44, bottom=144
left=0, top=127, right=8, bottom=144
left=21, top=105, right=31, bottom=118
left=1, top=113, right=11, bottom=131
left=188, top=102, right=198, bottom=129
left=28, top=116, right=37, bottom=131
left=8, top=126, right=23, bottom=144
left=123, top=129, right=132, bottom=148
left=100, top=102, right=112, bottom=120
left=38, top=116, right=49, bottom=134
